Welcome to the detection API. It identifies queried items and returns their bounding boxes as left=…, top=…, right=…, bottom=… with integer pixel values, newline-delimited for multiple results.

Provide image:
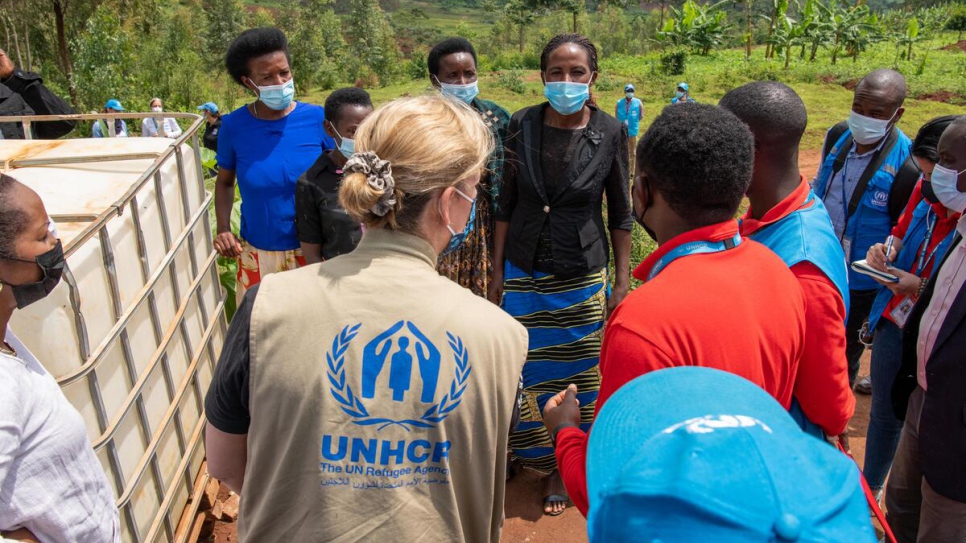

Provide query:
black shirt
left=535, top=124, right=583, bottom=272
left=0, top=69, right=75, bottom=139
left=204, top=285, right=258, bottom=434
left=202, top=118, right=221, bottom=152
left=295, top=151, right=363, bottom=260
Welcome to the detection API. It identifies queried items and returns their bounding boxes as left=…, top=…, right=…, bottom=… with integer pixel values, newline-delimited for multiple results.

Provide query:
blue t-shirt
left=615, top=97, right=644, bottom=137
left=217, top=102, right=334, bottom=251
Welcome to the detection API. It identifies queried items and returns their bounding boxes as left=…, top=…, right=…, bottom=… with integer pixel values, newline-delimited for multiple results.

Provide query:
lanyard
left=647, top=233, right=742, bottom=281
left=838, top=161, right=852, bottom=240
left=914, top=211, right=941, bottom=276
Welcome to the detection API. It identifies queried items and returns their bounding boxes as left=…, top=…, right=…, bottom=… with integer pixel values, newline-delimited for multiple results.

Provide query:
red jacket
left=740, top=179, right=855, bottom=436
left=555, top=219, right=806, bottom=515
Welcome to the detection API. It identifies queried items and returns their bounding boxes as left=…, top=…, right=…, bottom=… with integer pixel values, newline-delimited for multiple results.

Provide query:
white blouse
left=0, top=329, right=119, bottom=542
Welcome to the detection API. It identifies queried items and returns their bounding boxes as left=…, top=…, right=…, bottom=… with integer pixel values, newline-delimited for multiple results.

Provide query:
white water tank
left=1, top=131, right=226, bottom=543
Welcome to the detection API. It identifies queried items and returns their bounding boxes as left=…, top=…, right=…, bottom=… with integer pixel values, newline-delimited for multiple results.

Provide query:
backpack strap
left=888, top=157, right=921, bottom=226
left=823, top=121, right=850, bottom=163
left=846, top=127, right=900, bottom=220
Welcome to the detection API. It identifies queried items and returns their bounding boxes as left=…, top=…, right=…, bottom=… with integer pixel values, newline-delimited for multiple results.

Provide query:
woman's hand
left=607, top=281, right=629, bottom=317
left=487, top=268, right=504, bottom=306
left=214, top=231, right=242, bottom=258
left=879, top=268, right=921, bottom=298
left=866, top=242, right=897, bottom=272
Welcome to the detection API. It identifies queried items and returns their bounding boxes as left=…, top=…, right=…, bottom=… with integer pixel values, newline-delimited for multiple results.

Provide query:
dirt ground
left=203, top=149, right=874, bottom=542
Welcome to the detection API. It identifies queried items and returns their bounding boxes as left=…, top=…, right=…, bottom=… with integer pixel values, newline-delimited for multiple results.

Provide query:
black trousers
left=845, top=288, right=879, bottom=386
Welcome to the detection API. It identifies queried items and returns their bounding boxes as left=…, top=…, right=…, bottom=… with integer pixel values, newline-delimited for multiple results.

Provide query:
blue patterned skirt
left=502, top=261, right=606, bottom=474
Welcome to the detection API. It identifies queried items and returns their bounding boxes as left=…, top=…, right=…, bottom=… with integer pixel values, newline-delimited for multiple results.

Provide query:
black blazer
left=892, top=233, right=966, bottom=502
left=494, top=103, right=633, bottom=279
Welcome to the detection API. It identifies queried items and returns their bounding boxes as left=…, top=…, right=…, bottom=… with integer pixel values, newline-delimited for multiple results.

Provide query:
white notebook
left=851, top=259, right=900, bottom=283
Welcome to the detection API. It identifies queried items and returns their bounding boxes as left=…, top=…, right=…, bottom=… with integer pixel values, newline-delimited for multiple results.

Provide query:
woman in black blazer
left=490, top=33, right=633, bottom=516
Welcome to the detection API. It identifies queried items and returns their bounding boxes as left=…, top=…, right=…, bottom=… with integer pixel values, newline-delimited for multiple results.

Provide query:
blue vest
left=813, top=127, right=912, bottom=291
left=868, top=198, right=958, bottom=331
left=749, top=191, right=851, bottom=319
left=750, top=192, right=851, bottom=439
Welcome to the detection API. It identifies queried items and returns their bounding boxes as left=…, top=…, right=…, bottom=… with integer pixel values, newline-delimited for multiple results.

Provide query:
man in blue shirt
left=671, top=82, right=695, bottom=104
left=92, top=99, right=128, bottom=138
left=812, top=69, right=913, bottom=387
left=615, top=84, right=644, bottom=169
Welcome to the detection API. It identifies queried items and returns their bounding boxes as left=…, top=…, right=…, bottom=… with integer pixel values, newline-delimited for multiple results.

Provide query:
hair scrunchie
left=343, top=151, right=397, bottom=217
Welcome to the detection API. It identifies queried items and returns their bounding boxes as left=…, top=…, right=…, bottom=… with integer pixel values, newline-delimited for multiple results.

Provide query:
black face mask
left=1, top=240, right=65, bottom=309
left=635, top=176, right=658, bottom=241
left=921, top=180, right=940, bottom=205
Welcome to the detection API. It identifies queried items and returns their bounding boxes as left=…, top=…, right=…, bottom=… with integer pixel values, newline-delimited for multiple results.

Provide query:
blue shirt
left=217, top=102, right=334, bottom=251
left=614, top=97, right=644, bottom=137
left=820, top=134, right=887, bottom=240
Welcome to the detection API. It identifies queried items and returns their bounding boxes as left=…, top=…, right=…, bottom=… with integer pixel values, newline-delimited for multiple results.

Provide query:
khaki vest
left=240, top=229, right=528, bottom=542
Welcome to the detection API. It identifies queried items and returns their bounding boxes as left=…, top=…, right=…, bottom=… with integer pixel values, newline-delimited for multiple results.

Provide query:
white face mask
left=931, top=163, right=966, bottom=213
left=847, top=109, right=896, bottom=146
left=151, top=106, right=162, bottom=113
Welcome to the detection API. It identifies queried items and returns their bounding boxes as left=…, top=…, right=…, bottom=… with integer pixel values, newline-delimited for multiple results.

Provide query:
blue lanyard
left=647, top=233, right=742, bottom=281
left=914, top=211, right=941, bottom=276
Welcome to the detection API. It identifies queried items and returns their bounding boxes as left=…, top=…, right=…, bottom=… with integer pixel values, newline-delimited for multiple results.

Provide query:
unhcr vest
left=749, top=191, right=850, bottom=438
left=813, top=127, right=912, bottom=291
left=240, top=229, right=528, bottom=542
left=868, top=198, right=958, bottom=331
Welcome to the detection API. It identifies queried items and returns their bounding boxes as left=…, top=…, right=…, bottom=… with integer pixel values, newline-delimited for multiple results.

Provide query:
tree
left=503, top=0, right=537, bottom=53
left=660, top=0, right=732, bottom=56
left=202, top=0, right=246, bottom=64
left=283, top=0, right=346, bottom=90
left=947, top=5, right=966, bottom=41
left=344, top=0, right=401, bottom=85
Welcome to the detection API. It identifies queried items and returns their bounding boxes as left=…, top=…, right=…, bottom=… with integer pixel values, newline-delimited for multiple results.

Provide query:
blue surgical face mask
left=439, top=80, right=480, bottom=104
left=440, top=187, right=476, bottom=255
left=252, top=78, right=296, bottom=111
left=931, top=163, right=966, bottom=212
left=675, top=91, right=685, bottom=99
left=332, top=126, right=355, bottom=158
left=544, top=81, right=590, bottom=116
left=847, top=109, right=896, bottom=146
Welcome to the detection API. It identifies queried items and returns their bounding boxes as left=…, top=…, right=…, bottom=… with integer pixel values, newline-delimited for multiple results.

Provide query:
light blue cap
left=625, top=83, right=635, bottom=92
left=197, top=102, right=219, bottom=114
left=104, top=99, right=125, bottom=111
left=677, top=82, right=690, bottom=92
left=587, top=367, right=877, bottom=543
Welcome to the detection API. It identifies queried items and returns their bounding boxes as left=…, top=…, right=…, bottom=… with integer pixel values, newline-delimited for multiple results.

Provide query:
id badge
left=842, top=237, right=852, bottom=262
left=891, top=297, right=916, bottom=329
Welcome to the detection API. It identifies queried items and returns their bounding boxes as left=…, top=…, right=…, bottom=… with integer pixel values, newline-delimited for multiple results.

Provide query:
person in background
left=811, top=69, right=914, bottom=387
left=140, top=97, right=183, bottom=139
left=614, top=84, right=643, bottom=168
left=860, top=115, right=963, bottom=500
left=584, top=367, right=877, bottom=543
left=212, top=27, right=334, bottom=306
left=0, top=47, right=75, bottom=140
left=197, top=102, right=222, bottom=152
left=543, top=103, right=806, bottom=517
left=671, top=82, right=694, bottom=104
left=491, top=33, right=633, bottom=516
left=0, top=174, right=120, bottom=542
left=428, top=37, right=510, bottom=298
left=720, top=82, right=854, bottom=442
left=205, top=95, right=527, bottom=543
left=886, top=117, right=966, bottom=543
left=295, top=87, right=371, bottom=264
left=92, top=99, right=128, bottom=138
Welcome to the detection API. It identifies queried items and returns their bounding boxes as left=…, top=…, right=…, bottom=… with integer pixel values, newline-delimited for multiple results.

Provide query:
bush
left=407, top=51, right=428, bottom=80
left=659, top=50, right=687, bottom=75
left=594, top=74, right=620, bottom=92
left=497, top=69, right=527, bottom=94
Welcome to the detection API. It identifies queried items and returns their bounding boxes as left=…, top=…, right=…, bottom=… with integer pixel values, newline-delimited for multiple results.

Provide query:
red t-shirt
left=555, top=219, right=806, bottom=516
left=880, top=183, right=961, bottom=322
left=740, top=178, right=855, bottom=436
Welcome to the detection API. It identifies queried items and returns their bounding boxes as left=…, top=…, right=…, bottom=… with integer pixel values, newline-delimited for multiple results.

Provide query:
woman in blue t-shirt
left=213, top=27, right=335, bottom=305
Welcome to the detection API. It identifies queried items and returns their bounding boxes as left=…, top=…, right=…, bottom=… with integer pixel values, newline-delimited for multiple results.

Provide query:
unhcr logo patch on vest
left=319, top=321, right=472, bottom=490
left=871, top=190, right=889, bottom=210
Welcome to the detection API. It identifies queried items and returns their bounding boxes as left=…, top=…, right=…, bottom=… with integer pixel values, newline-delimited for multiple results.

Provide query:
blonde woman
left=205, top=95, right=528, bottom=542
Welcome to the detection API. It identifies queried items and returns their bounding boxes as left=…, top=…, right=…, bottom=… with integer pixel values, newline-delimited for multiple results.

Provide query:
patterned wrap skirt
left=437, top=196, right=492, bottom=298
left=502, top=261, right=606, bottom=474
left=236, top=240, right=306, bottom=306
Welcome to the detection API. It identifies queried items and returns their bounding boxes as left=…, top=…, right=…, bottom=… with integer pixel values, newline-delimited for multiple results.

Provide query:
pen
left=884, top=235, right=895, bottom=268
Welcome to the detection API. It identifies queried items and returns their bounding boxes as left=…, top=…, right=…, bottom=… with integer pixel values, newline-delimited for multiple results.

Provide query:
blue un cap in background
left=677, top=82, right=690, bottom=92
left=586, top=367, right=877, bottom=543
left=104, top=99, right=125, bottom=111
left=197, top=102, right=219, bottom=114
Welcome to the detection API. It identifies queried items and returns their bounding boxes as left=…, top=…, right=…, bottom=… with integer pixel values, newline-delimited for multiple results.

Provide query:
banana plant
left=894, top=17, right=921, bottom=63
left=660, top=0, right=732, bottom=55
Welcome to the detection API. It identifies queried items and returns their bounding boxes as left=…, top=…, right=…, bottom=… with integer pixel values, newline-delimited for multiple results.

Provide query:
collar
left=740, top=176, right=810, bottom=236
left=352, top=228, right=438, bottom=268
left=634, top=219, right=741, bottom=281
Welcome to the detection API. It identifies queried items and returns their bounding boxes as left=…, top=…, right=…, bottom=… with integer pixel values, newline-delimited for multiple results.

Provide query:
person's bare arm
left=608, top=229, right=632, bottom=314
left=205, top=425, right=247, bottom=494
left=301, top=242, right=323, bottom=265
left=1, top=527, right=41, bottom=542
left=489, top=221, right=509, bottom=305
left=213, top=168, right=242, bottom=258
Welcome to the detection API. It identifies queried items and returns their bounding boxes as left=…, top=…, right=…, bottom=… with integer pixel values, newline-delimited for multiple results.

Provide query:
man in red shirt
left=543, top=103, right=807, bottom=516
left=719, top=82, right=855, bottom=440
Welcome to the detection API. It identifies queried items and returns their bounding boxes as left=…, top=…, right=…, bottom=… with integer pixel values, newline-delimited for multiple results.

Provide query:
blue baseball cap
left=197, top=102, right=219, bottom=114
left=677, top=82, right=689, bottom=92
left=104, top=99, right=125, bottom=111
left=625, top=84, right=635, bottom=92
left=587, top=367, right=876, bottom=543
